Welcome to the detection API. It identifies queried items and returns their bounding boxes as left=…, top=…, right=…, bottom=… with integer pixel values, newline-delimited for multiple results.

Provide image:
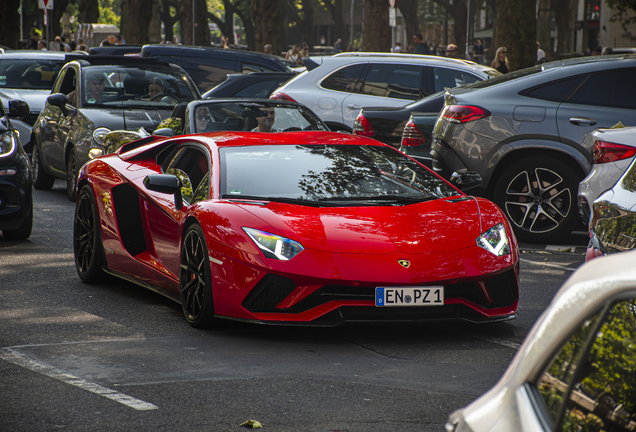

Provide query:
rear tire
left=66, top=150, right=78, bottom=202
left=31, top=144, right=55, bottom=190
left=74, top=185, right=106, bottom=283
left=493, top=156, right=580, bottom=243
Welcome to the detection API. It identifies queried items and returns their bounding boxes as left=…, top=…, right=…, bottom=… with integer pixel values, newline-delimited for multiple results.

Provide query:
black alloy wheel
left=74, top=185, right=106, bottom=283
left=66, top=150, right=78, bottom=202
left=31, top=144, right=55, bottom=190
left=180, top=223, right=216, bottom=328
left=494, top=157, right=580, bottom=243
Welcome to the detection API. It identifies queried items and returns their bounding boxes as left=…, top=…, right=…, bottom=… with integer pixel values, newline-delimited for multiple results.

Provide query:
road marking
left=520, top=258, right=577, bottom=272
left=0, top=348, right=158, bottom=411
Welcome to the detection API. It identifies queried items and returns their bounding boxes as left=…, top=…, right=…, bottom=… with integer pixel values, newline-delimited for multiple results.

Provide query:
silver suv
left=431, top=55, right=636, bottom=242
left=271, top=53, right=500, bottom=132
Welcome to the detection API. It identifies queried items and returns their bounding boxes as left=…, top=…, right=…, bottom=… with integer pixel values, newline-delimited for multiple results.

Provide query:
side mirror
left=47, top=93, right=69, bottom=115
left=450, top=171, right=482, bottom=191
left=8, top=100, right=29, bottom=118
left=143, top=174, right=183, bottom=209
left=152, top=128, right=176, bottom=138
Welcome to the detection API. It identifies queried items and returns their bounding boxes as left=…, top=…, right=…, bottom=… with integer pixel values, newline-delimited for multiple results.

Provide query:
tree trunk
left=196, top=0, right=210, bottom=46
left=285, top=0, right=315, bottom=49
left=552, top=0, right=576, bottom=55
left=451, top=0, right=467, bottom=55
left=252, top=0, right=285, bottom=55
left=79, top=0, right=99, bottom=24
left=323, top=0, right=348, bottom=50
left=124, top=0, right=153, bottom=44
left=179, top=0, right=194, bottom=45
left=536, top=0, right=551, bottom=58
left=362, top=0, right=391, bottom=51
left=160, top=0, right=180, bottom=43
left=398, top=0, right=419, bottom=44
left=494, top=0, right=536, bottom=70
left=0, top=0, right=21, bottom=49
left=236, top=6, right=255, bottom=51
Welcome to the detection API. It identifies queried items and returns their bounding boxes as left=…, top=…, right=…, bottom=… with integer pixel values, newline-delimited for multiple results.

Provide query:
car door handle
left=569, top=117, right=597, bottom=126
left=347, top=104, right=362, bottom=110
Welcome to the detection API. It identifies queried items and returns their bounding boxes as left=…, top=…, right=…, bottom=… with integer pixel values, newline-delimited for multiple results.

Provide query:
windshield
left=0, top=58, right=67, bottom=90
left=81, top=65, right=197, bottom=108
left=220, top=144, right=458, bottom=204
left=194, top=103, right=328, bottom=133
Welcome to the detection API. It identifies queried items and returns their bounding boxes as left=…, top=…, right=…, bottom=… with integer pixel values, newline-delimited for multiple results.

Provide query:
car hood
left=0, top=88, right=50, bottom=113
left=81, top=107, right=172, bottom=132
left=234, top=198, right=482, bottom=254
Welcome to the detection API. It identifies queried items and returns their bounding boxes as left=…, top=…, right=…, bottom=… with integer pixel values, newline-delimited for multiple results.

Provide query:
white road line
left=0, top=348, right=158, bottom=411
left=520, top=258, right=577, bottom=272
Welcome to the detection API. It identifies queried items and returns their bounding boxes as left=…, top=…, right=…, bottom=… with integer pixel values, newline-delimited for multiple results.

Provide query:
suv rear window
left=567, top=68, right=636, bottom=109
left=361, top=63, right=423, bottom=100
left=321, top=64, right=365, bottom=92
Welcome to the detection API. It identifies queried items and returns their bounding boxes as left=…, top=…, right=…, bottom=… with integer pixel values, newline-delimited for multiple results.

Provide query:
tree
left=551, top=0, right=577, bottom=54
left=252, top=0, right=285, bottom=54
left=51, top=0, right=71, bottom=40
left=0, top=0, right=21, bottom=49
left=79, top=0, right=99, bottom=24
left=397, top=0, right=419, bottom=47
left=160, top=0, right=180, bottom=43
left=121, top=0, right=153, bottom=44
left=433, top=0, right=467, bottom=54
left=361, top=0, right=391, bottom=51
left=607, top=0, right=636, bottom=31
left=494, top=0, right=536, bottom=70
left=320, top=0, right=348, bottom=49
left=284, top=0, right=315, bottom=49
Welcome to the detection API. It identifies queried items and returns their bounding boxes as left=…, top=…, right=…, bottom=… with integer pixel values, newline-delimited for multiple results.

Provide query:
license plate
left=375, top=287, right=444, bottom=307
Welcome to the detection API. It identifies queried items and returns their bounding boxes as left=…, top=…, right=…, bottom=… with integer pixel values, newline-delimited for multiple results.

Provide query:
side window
left=180, top=57, right=236, bottom=91
left=321, top=64, right=366, bottom=93
left=361, top=63, right=422, bottom=100
left=58, top=68, right=77, bottom=107
left=164, top=147, right=210, bottom=204
left=568, top=69, right=636, bottom=109
left=525, top=75, right=587, bottom=102
left=431, top=67, right=482, bottom=94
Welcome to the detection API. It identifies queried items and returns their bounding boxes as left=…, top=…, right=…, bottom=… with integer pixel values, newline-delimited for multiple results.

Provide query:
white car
left=445, top=249, right=636, bottom=432
left=270, top=52, right=500, bottom=132
left=578, top=126, right=636, bottom=225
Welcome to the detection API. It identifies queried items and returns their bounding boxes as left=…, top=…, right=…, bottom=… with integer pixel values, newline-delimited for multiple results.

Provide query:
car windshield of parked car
left=194, top=103, right=328, bottom=133
left=81, top=65, right=197, bottom=108
left=220, top=144, right=458, bottom=204
left=0, top=58, right=67, bottom=90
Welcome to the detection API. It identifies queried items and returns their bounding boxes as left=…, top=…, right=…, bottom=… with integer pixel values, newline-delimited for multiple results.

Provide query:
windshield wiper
left=221, top=194, right=321, bottom=206
left=317, top=195, right=435, bottom=204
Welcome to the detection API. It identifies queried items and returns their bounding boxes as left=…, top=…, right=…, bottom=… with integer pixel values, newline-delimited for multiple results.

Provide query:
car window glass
left=0, top=59, right=67, bottom=90
left=432, top=67, right=481, bottom=93
left=362, top=64, right=422, bottom=100
left=536, top=312, right=602, bottom=426
left=165, top=147, right=209, bottom=204
left=233, top=80, right=283, bottom=98
left=242, top=63, right=275, bottom=73
left=568, top=69, right=636, bottom=109
left=558, top=299, right=636, bottom=432
left=59, top=68, right=77, bottom=106
left=180, top=57, right=236, bottom=91
left=525, top=75, right=587, bottom=102
left=321, top=64, right=366, bottom=93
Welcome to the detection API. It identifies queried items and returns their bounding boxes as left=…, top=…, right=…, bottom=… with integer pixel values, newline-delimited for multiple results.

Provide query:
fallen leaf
left=240, top=420, right=263, bottom=429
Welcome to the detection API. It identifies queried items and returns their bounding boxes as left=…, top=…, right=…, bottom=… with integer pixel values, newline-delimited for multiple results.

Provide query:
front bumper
left=0, top=151, right=33, bottom=231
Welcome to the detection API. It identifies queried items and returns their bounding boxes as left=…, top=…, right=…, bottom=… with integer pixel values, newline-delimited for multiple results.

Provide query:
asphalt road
left=0, top=180, right=587, bottom=432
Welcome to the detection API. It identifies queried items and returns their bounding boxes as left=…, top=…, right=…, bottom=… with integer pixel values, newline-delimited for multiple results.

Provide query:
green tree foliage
left=607, top=0, right=636, bottom=31
left=99, top=0, right=122, bottom=27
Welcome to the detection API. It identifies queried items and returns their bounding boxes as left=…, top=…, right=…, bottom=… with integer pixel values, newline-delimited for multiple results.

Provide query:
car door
left=315, top=63, right=366, bottom=129
left=341, top=63, right=424, bottom=128
left=556, top=68, right=636, bottom=147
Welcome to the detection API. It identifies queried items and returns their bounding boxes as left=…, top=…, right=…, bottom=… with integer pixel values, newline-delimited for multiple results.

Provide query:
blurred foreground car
left=578, top=125, right=636, bottom=224
left=446, top=249, right=636, bottom=432
left=0, top=101, right=32, bottom=240
left=74, top=131, right=519, bottom=327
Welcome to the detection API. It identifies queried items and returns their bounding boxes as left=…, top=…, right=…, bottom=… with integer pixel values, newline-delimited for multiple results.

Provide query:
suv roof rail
left=333, top=52, right=477, bottom=65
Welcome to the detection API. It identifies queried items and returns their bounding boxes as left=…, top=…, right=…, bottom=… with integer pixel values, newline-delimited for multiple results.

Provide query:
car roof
left=141, top=44, right=295, bottom=66
left=0, top=51, right=86, bottom=60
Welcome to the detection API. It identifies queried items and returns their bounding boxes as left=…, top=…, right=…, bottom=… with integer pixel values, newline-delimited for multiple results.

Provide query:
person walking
left=446, top=44, right=459, bottom=58
left=286, top=43, right=302, bottom=64
left=473, top=39, right=484, bottom=63
left=491, top=47, right=511, bottom=74
left=536, top=42, right=546, bottom=63
left=333, top=38, right=342, bottom=54
left=412, top=34, right=430, bottom=55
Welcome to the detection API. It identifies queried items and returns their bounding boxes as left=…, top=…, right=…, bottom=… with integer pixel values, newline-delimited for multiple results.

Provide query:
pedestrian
left=393, top=42, right=401, bottom=53
left=333, top=38, right=342, bottom=54
left=37, top=40, right=47, bottom=51
left=286, top=43, right=302, bottom=64
left=602, top=46, right=614, bottom=55
left=473, top=39, right=484, bottom=63
left=446, top=44, right=458, bottom=58
left=491, top=47, right=511, bottom=74
left=412, top=34, right=430, bottom=55
left=536, top=42, right=545, bottom=63
left=28, top=32, right=39, bottom=50
left=221, top=35, right=230, bottom=49
left=264, top=44, right=274, bottom=55
left=300, top=42, right=309, bottom=62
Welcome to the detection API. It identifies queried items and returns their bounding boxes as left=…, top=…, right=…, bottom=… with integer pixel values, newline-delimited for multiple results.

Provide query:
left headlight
left=476, top=223, right=511, bottom=256
left=92, top=127, right=111, bottom=146
left=0, top=132, right=17, bottom=158
left=243, top=227, right=304, bottom=261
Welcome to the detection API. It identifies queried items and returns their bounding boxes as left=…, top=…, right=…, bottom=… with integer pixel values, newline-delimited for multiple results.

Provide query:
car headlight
left=0, top=132, right=16, bottom=158
left=476, top=223, right=511, bottom=256
left=243, top=227, right=304, bottom=260
left=93, top=127, right=111, bottom=146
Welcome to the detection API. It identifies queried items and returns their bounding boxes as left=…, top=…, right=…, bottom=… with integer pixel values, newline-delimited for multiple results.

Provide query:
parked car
left=140, top=44, right=296, bottom=93
left=31, top=56, right=200, bottom=201
left=74, top=131, right=519, bottom=328
left=445, top=248, right=636, bottom=432
left=270, top=53, right=500, bottom=132
left=0, top=51, right=86, bottom=126
left=586, top=154, right=636, bottom=261
left=202, top=72, right=295, bottom=99
left=88, top=45, right=142, bottom=56
left=0, top=99, right=33, bottom=240
left=431, top=55, right=636, bottom=242
left=578, top=125, right=636, bottom=225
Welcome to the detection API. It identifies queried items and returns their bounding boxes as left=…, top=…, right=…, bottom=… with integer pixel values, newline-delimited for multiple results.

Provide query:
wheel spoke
left=535, top=168, right=562, bottom=195
left=505, top=201, right=533, bottom=228
left=544, top=187, right=571, bottom=218
left=529, top=205, right=559, bottom=233
left=505, top=171, right=534, bottom=196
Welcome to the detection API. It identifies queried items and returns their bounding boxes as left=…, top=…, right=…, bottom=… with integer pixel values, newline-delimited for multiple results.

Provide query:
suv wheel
left=493, top=156, right=580, bottom=243
left=31, top=144, right=55, bottom=190
left=66, top=149, right=78, bottom=202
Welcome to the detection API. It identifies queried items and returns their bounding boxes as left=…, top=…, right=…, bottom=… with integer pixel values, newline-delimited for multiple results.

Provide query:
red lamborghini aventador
left=73, top=131, right=519, bottom=327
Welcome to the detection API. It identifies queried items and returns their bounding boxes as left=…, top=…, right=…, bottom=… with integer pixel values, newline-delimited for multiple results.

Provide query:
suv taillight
left=441, top=105, right=490, bottom=123
left=270, top=92, right=296, bottom=102
left=353, top=112, right=375, bottom=137
left=401, top=119, right=425, bottom=147
left=591, top=140, right=636, bottom=164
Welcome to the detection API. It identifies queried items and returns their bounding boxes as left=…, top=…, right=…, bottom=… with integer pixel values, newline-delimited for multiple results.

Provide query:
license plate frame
left=375, top=286, right=444, bottom=307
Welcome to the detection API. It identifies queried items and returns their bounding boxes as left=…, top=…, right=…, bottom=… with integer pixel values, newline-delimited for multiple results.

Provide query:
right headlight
left=0, top=131, right=17, bottom=158
left=476, top=223, right=511, bottom=256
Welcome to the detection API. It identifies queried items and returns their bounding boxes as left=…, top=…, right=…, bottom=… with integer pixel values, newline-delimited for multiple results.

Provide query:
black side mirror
left=152, top=128, right=176, bottom=138
left=143, top=174, right=183, bottom=209
left=450, top=171, right=482, bottom=191
left=47, top=93, right=70, bottom=115
left=8, top=100, right=29, bottom=118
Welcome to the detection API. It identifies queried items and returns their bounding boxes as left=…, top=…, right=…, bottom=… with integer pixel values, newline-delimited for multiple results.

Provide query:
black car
left=0, top=99, right=33, bottom=240
left=140, top=44, right=295, bottom=93
left=88, top=45, right=143, bottom=56
left=31, top=56, right=200, bottom=201
left=202, top=72, right=295, bottom=99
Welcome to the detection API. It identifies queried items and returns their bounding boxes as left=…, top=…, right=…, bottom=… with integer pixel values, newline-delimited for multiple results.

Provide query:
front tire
left=180, top=223, right=216, bottom=328
left=74, top=185, right=106, bottom=283
left=31, top=144, right=55, bottom=190
left=493, top=156, right=580, bottom=243
left=2, top=197, right=33, bottom=240
left=66, top=150, right=78, bottom=202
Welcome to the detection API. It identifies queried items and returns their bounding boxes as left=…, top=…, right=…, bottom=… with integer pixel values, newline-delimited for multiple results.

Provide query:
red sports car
left=74, top=131, right=519, bottom=327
